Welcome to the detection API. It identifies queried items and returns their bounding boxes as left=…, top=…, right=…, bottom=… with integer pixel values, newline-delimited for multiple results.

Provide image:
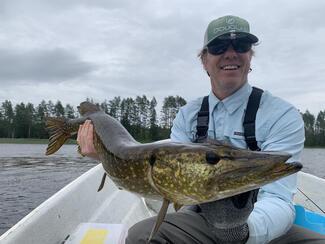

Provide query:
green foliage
left=0, top=100, right=15, bottom=138
left=301, top=110, right=325, bottom=147
left=1, top=98, right=323, bottom=146
left=0, top=95, right=186, bottom=142
left=160, top=95, right=187, bottom=129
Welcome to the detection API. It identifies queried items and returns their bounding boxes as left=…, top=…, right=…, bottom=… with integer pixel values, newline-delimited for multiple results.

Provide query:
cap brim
left=219, top=32, right=258, bottom=42
left=243, top=33, right=259, bottom=43
left=207, top=32, right=259, bottom=46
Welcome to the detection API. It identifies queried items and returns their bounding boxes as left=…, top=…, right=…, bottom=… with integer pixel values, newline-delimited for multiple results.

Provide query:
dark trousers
left=126, top=210, right=325, bottom=244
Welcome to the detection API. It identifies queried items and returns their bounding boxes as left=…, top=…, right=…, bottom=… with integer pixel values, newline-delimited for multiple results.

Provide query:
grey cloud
left=0, top=0, right=324, bottom=115
left=0, top=0, right=141, bottom=14
left=0, top=48, right=96, bottom=83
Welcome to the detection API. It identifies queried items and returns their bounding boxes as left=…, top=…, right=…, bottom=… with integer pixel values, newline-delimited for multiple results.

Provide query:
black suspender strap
left=194, top=87, right=264, bottom=151
left=194, top=96, right=209, bottom=143
left=243, top=87, right=264, bottom=151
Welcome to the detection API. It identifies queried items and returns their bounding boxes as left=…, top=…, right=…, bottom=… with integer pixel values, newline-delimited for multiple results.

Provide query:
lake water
left=0, top=144, right=325, bottom=236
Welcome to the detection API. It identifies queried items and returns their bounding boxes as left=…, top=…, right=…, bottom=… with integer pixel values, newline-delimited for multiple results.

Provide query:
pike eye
left=205, top=152, right=220, bottom=165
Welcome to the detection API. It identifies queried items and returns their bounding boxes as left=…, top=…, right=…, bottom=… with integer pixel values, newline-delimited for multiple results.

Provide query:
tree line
left=0, top=98, right=324, bottom=146
left=0, top=96, right=186, bottom=142
left=302, top=110, right=325, bottom=147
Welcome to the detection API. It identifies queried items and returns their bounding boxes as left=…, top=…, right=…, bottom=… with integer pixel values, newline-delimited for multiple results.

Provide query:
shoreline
left=0, top=138, right=324, bottom=148
left=0, top=138, right=76, bottom=144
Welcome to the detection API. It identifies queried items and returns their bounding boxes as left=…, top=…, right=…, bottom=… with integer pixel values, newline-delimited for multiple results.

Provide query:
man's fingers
left=88, top=121, right=94, bottom=141
left=77, top=125, right=82, bottom=143
left=75, top=120, right=98, bottom=160
left=76, top=120, right=96, bottom=156
left=83, top=120, right=92, bottom=140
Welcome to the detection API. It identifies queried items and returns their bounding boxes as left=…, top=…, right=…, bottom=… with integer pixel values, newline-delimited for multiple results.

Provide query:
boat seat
left=294, top=205, right=325, bottom=235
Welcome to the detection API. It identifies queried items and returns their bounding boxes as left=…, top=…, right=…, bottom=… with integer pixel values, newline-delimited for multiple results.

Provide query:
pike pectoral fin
left=97, top=173, right=107, bottom=192
left=147, top=198, right=170, bottom=243
left=173, top=203, right=183, bottom=212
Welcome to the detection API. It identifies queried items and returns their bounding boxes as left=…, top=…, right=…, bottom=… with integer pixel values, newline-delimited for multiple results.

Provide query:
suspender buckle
left=197, top=111, right=209, bottom=125
left=243, top=122, right=260, bottom=151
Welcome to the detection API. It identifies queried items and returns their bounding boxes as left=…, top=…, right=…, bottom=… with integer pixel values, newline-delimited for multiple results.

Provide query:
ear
left=202, top=53, right=208, bottom=71
left=248, top=49, right=254, bottom=61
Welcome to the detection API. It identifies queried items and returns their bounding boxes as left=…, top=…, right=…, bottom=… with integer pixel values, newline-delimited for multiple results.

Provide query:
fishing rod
left=297, top=187, right=325, bottom=214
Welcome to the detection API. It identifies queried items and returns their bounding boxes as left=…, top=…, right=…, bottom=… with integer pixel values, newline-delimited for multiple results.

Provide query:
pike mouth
left=220, top=64, right=240, bottom=70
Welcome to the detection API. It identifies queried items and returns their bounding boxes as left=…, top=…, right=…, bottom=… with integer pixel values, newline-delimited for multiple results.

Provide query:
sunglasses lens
left=232, top=41, right=252, bottom=53
left=207, top=40, right=252, bottom=55
left=207, top=41, right=229, bottom=55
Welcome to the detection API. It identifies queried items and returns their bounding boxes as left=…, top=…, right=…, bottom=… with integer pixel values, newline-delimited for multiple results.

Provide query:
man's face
left=202, top=40, right=253, bottom=97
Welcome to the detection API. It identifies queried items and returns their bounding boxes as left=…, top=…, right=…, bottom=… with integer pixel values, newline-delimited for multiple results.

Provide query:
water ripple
left=0, top=155, right=97, bottom=235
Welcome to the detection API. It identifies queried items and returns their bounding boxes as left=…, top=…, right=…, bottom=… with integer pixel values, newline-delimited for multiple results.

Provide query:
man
left=78, top=15, right=325, bottom=243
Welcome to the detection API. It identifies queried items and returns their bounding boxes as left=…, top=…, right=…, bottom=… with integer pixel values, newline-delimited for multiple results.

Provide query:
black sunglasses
left=207, top=40, right=252, bottom=55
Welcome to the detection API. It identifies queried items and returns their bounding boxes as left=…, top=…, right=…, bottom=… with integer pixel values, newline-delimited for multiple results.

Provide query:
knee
left=125, top=218, right=155, bottom=244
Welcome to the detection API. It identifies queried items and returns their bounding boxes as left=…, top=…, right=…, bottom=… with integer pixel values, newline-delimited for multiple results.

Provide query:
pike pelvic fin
left=97, top=173, right=107, bottom=192
left=45, top=117, right=71, bottom=155
left=147, top=198, right=170, bottom=243
left=173, top=203, right=183, bottom=212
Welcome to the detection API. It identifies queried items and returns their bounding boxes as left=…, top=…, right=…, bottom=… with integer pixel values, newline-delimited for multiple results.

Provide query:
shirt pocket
left=224, top=127, right=247, bottom=149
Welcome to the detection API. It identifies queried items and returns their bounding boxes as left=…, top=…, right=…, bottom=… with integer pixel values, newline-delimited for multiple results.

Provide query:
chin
left=221, top=79, right=244, bottom=90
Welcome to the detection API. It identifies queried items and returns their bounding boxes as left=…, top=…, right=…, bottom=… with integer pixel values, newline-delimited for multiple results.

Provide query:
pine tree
left=54, top=101, right=65, bottom=117
left=1, top=100, right=15, bottom=138
left=65, top=104, right=76, bottom=118
left=302, top=110, right=316, bottom=146
left=315, top=110, right=325, bottom=146
left=149, top=97, right=159, bottom=140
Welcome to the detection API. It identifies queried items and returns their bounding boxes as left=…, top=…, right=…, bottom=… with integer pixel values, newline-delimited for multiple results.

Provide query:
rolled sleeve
left=171, top=107, right=193, bottom=143
left=247, top=106, right=305, bottom=243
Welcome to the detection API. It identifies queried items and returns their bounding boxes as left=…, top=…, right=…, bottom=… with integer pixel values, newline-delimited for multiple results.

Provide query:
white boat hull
left=0, top=165, right=154, bottom=244
left=0, top=165, right=324, bottom=244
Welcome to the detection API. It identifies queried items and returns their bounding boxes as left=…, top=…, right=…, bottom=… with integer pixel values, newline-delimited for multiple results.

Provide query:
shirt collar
left=209, top=82, right=252, bottom=114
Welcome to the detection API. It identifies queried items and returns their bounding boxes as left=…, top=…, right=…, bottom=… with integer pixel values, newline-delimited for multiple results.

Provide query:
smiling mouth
left=220, top=65, right=240, bottom=70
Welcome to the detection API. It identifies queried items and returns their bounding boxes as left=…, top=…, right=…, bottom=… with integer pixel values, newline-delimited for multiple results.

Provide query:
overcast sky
left=0, top=0, right=324, bottom=115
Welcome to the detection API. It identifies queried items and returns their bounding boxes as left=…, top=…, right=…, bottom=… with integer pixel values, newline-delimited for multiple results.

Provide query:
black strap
left=243, top=87, right=263, bottom=151
left=194, top=87, right=264, bottom=151
left=194, top=96, right=209, bottom=143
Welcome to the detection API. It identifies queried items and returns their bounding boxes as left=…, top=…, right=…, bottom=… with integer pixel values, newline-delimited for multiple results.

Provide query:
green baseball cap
left=203, top=15, right=258, bottom=47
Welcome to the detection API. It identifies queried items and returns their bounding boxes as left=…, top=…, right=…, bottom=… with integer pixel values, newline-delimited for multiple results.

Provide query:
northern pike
left=45, top=101, right=302, bottom=242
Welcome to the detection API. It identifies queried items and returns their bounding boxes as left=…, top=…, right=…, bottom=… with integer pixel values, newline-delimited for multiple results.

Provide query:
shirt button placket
left=214, top=102, right=225, bottom=140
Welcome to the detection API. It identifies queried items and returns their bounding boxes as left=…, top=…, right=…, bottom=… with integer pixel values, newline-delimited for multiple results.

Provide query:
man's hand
left=77, top=120, right=100, bottom=160
left=199, top=189, right=259, bottom=243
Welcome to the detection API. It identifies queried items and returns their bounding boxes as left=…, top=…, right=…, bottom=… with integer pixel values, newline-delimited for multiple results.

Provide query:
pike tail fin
left=46, top=117, right=73, bottom=155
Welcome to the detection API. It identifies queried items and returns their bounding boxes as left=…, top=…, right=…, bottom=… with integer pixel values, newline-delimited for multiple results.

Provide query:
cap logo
left=226, top=17, right=235, bottom=25
left=230, top=33, right=237, bottom=39
left=213, top=25, right=245, bottom=34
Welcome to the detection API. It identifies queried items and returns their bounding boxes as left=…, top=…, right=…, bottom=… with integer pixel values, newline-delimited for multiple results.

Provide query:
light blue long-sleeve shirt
left=170, top=82, right=305, bottom=244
